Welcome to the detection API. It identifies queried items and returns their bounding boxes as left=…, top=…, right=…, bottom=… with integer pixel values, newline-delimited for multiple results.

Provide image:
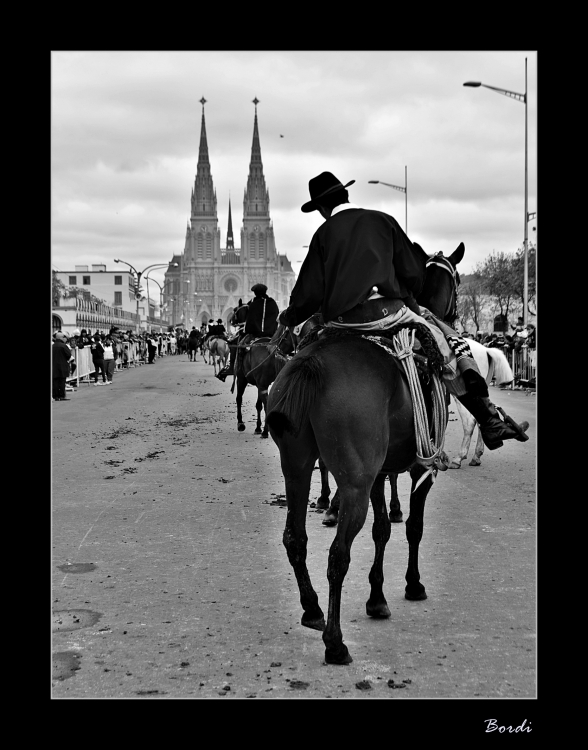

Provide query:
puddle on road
left=57, top=562, right=97, bottom=574
left=53, top=651, right=82, bottom=681
left=52, top=609, right=102, bottom=632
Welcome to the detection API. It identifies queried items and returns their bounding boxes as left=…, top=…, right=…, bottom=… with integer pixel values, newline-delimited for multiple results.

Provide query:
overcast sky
left=51, top=50, right=537, bottom=290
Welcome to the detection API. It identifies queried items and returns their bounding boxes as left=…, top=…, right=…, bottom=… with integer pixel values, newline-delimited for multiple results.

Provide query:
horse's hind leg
left=280, top=431, right=324, bottom=631
left=367, top=474, right=392, bottom=618
left=236, top=378, right=247, bottom=432
left=449, top=398, right=475, bottom=469
left=316, top=456, right=331, bottom=509
left=388, top=473, right=403, bottom=522
left=404, top=464, right=434, bottom=601
left=254, top=388, right=266, bottom=435
left=323, top=480, right=372, bottom=665
left=469, top=428, right=485, bottom=466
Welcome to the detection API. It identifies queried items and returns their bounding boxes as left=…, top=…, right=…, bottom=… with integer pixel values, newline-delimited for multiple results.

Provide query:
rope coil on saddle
left=381, top=328, right=448, bottom=491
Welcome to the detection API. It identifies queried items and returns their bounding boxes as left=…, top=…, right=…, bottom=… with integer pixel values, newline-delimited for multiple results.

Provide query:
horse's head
left=231, top=304, right=249, bottom=326
left=417, top=243, right=463, bottom=324
left=269, top=323, right=298, bottom=356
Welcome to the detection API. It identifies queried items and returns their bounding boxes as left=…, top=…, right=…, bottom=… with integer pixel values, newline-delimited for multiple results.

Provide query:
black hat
left=217, top=319, right=223, bottom=324
left=251, top=283, right=267, bottom=295
left=301, top=171, right=355, bottom=213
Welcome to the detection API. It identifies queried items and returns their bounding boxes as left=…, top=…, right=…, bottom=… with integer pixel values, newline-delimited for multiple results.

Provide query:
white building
left=54, top=264, right=137, bottom=314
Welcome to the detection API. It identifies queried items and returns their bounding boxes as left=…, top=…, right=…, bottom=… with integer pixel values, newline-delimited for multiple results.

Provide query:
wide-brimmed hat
left=301, top=171, right=355, bottom=213
left=217, top=319, right=223, bottom=324
left=251, top=283, right=267, bottom=295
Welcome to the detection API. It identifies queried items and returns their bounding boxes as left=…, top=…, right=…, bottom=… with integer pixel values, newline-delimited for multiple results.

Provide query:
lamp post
left=368, top=167, right=408, bottom=233
left=114, top=260, right=178, bottom=331
left=464, top=59, right=532, bottom=325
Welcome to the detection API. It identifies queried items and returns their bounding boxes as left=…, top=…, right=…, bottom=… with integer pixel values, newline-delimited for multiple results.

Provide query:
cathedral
left=163, top=98, right=296, bottom=329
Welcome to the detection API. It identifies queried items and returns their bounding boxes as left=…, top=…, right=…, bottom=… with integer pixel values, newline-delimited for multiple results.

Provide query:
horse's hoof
left=254, top=428, right=262, bottom=434
left=469, top=458, right=481, bottom=466
left=405, top=586, right=427, bottom=601
left=316, top=498, right=330, bottom=510
left=366, top=600, right=391, bottom=618
left=301, top=614, right=325, bottom=631
left=322, top=510, right=338, bottom=526
left=237, top=424, right=246, bottom=432
left=449, top=461, right=461, bottom=469
left=389, top=512, right=403, bottom=523
left=324, top=644, right=353, bottom=665
left=260, top=433, right=268, bottom=439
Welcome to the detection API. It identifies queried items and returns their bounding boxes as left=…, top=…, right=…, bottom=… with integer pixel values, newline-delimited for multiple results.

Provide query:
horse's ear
left=448, top=242, right=465, bottom=268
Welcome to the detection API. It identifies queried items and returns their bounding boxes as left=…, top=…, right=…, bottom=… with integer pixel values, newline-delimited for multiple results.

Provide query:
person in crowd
left=52, top=332, right=72, bottom=401
left=526, top=323, right=536, bottom=349
left=90, top=335, right=107, bottom=385
left=77, top=329, right=92, bottom=348
left=214, top=319, right=228, bottom=340
left=275, top=170, right=529, bottom=451
left=147, top=334, right=157, bottom=364
left=102, top=335, right=116, bottom=383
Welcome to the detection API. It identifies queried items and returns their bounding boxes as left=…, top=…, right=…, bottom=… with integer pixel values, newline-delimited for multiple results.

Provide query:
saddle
left=299, top=321, right=445, bottom=382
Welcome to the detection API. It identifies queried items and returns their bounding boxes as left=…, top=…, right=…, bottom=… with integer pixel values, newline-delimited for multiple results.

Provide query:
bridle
left=243, top=325, right=295, bottom=378
left=425, top=252, right=460, bottom=325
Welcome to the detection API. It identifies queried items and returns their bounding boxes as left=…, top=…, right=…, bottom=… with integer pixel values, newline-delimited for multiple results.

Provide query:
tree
left=473, top=251, right=518, bottom=322
left=457, top=274, right=486, bottom=334
left=52, top=271, right=66, bottom=306
left=65, top=286, right=107, bottom=306
left=511, top=242, right=536, bottom=317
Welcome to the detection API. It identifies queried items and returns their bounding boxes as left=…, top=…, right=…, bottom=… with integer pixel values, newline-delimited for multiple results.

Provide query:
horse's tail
left=266, top=354, right=324, bottom=438
left=486, top=347, right=514, bottom=386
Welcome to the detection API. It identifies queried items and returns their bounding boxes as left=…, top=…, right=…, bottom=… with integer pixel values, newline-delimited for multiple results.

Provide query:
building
left=53, top=264, right=137, bottom=314
left=52, top=265, right=170, bottom=334
left=163, top=99, right=296, bottom=329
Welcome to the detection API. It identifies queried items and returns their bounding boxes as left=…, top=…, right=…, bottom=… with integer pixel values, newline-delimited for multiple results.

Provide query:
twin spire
left=192, top=97, right=268, bottom=235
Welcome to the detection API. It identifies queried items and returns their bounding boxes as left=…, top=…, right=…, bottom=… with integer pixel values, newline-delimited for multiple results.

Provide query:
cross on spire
left=200, top=97, right=207, bottom=108
left=252, top=97, right=259, bottom=111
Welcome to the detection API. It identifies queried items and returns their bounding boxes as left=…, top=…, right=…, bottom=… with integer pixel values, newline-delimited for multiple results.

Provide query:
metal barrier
left=67, top=342, right=147, bottom=386
left=511, top=346, right=536, bottom=389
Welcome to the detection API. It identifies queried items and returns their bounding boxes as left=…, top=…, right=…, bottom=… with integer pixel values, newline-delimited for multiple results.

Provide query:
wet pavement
left=51, top=353, right=536, bottom=699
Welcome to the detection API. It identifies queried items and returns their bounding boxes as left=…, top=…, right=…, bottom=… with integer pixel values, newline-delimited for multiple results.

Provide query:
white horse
left=449, top=341, right=514, bottom=468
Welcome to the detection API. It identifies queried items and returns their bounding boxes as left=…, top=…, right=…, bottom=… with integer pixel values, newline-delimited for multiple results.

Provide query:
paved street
left=52, top=353, right=536, bottom=699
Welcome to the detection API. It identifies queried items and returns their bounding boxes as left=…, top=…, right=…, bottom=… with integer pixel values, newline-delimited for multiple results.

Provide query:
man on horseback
left=278, top=171, right=529, bottom=451
left=216, top=285, right=280, bottom=382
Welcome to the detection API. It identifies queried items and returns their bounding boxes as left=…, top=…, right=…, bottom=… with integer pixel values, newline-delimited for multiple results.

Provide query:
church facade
left=163, top=99, right=296, bottom=329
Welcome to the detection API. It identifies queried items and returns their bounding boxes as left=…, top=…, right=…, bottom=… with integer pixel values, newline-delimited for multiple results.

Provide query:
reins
left=243, top=327, right=293, bottom=378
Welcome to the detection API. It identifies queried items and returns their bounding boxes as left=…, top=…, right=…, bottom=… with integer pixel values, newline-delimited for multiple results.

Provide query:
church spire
left=226, top=196, right=234, bottom=251
left=243, top=97, right=269, bottom=218
left=192, top=97, right=217, bottom=219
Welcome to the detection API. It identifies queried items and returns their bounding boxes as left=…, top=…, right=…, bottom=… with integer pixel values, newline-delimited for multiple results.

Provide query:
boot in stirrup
left=457, top=394, right=530, bottom=451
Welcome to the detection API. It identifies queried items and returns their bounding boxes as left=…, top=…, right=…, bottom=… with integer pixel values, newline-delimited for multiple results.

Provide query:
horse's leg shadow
left=404, top=464, right=434, bottom=601
left=366, top=473, right=392, bottom=619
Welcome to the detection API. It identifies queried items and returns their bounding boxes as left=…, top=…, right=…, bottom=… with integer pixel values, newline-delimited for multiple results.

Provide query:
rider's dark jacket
left=285, top=205, right=428, bottom=325
left=244, top=295, right=279, bottom=338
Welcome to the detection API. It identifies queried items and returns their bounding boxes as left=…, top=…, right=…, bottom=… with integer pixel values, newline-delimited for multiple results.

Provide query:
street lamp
left=114, top=260, right=178, bottom=330
left=368, top=167, right=408, bottom=233
left=463, top=59, right=533, bottom=325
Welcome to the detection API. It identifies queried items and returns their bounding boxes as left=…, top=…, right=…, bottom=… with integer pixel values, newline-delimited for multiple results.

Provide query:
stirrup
left=496, top=406, right=530, bottom=442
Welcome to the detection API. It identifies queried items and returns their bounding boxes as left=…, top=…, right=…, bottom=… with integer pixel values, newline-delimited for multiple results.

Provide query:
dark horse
left=233, top=324, right=296, bottom=438
left=320, top=243, right=464, bottom=527
left=265, top=244, right=462, bottom=665
left=187, top=332, right=202, bottom=361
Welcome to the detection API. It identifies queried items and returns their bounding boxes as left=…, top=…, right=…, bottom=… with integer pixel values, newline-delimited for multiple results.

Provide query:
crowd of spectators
left=51, top=326, right=186, bottom=401
left=459, top=321, right=536, bottom=354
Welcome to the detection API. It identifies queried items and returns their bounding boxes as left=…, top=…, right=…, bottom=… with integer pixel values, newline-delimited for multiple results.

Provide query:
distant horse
left=187, top=333, right=202, bottom=362
left=233, top=324, right=296, bottom=438
left=208, top=337, right=230, bottom=375
left=265, top=262, right=455, bottom=665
